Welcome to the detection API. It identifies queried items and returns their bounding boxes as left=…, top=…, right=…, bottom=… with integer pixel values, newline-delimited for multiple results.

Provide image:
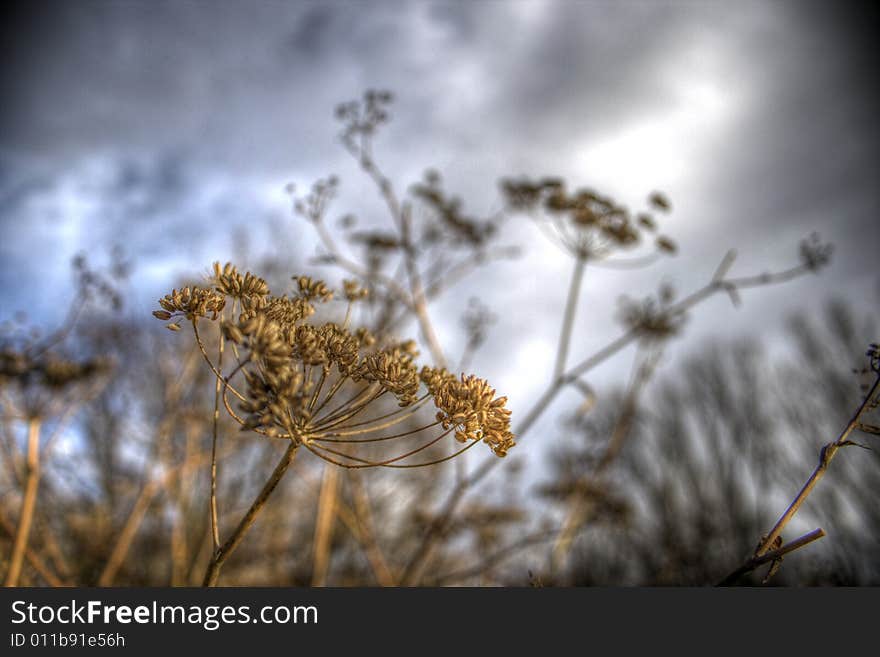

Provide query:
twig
left=400, top=203, right=447, bottom=368
left=551, top=344, right=663, bottom=568
left=719, top=373, right=880, bottom=585
left=717, top=528, right=827, bottom=586
left=210, top=313, right=226, bottom=555
left=758, top=375, right=879, bottom=557
left=430, top=528, right=561, bottom=585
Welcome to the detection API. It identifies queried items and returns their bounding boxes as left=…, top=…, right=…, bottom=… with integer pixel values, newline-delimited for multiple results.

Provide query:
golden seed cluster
left=153, top=263, right=515, bottom=467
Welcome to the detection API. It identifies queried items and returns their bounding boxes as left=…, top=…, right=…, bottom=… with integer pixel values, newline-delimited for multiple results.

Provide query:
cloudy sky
left=2, top=0, right=878, bottom=459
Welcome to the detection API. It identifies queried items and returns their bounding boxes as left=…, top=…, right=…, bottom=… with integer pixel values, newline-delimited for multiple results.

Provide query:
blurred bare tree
left=544, top=298, right=879, bottom=585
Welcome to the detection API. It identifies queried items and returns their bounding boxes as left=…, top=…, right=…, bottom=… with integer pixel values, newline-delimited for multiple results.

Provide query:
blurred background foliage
left=0, top=137, right=876, bottom=585
left=2, top=1, right=879, bottom=587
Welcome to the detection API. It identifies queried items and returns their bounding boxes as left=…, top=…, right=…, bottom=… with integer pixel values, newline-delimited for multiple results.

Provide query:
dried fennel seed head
left=154, top=263, right=514, bottom=466
left=500, top=177, right=677, bottom=260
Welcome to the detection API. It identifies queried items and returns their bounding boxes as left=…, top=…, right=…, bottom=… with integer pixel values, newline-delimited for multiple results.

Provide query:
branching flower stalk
left=399, top=238, right=831, bottom=585
left=153, top=263, right=514, bottom=586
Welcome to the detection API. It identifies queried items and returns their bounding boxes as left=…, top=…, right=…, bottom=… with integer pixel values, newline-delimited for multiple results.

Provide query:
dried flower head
left=617, top=286, right=684, bottom=339
left=155, top=286, right=226, bottom=323
left=799, top=233, right=833, bottom=272
left=296, top=276, right=334, bottom=303
left=212, top=262, right=269, bottom=299
left=425, top=369, right=515, bottom=457
left=343, top=279, right=369, bottom=302
left=501, top=177, right=676, bottom=261
left=154, top=265, right=515, bottom=468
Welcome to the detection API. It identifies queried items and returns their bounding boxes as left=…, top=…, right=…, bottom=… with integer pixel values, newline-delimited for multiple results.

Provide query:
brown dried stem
left=0, top=506, right=65, bottom=586
left=717, top=528, right=827, bottom=586
left=210, top=315, right=226, bottom=554
left=4, top=417, right=41, bottom=587
left=341, top=134, right=448, bottom=368
left=551, top=344, right=663, bottom=568
left=347, top=470, right=396, bottom=586
left=719, top=373, right=880, bottom=585
left=310, top=464, right=339, bottom=587
left=202, top=441, right=299, bottom=586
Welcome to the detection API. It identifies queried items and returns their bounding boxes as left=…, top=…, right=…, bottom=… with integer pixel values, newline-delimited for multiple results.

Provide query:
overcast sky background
left=2, top=0, right=879, bottom=472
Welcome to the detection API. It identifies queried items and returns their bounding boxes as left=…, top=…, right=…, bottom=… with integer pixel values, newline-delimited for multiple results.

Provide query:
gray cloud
left=1, top=0, right=877, bottom=418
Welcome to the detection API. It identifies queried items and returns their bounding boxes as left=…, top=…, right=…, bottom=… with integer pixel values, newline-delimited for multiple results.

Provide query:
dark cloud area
left=1, top=0, right=878, bottom=407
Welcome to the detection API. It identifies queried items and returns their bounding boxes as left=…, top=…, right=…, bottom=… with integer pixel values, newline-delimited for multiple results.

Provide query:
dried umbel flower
left=154, top=265, right=515, bottom=468
left=343, top=279, right=369, bottom=302
left=617, top=286, right=685, bottom=339
left=426, top=369, right=516, bottom=457
left=410, top=170, right=497, bottom=248
left=336, top=88, right=393, bottom=142
left=212, top=262, right=269, bottom=299
left=296, top=276, right=334, bottom=303
left=500, top=177, right=676, bottom=261
left=0, top=343, right=111, bottom=417
left=289, top=176, right=339, bottom=224
left=155, top=286, right=226, bottom=323
left=799, top=233, right=833, bottom=272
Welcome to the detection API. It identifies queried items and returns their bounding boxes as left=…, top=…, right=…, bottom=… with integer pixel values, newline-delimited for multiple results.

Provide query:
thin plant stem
left=210, top=313, right=226, bottom=554
left=192, top=320, right=247, bottom=403
left=717, top=373, right=880, bottom=585
left=400, top=204, right=447, bottom=368
left=309, top=419, right=439, bottom=443
left=202, top=441, right=299, bottom=587
left=755, top=375, right=879, bottom=557
left=305, top=432, right=480, bottom=470
left=551, top=344, right=662, bottom=568
left=347, top=470, right=395, bottom=586
left=311, top=464, right=339, bottom=587
left=0, top=507, right=64, bottom=586
left=4, top=418, right=41, bottom=587
left=554, top=256, right=586, bottom=379
left=717, top=529, right=827, bottom=586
